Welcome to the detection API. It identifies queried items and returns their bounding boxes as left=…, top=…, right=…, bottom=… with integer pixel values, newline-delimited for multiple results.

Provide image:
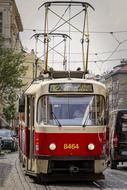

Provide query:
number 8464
left=64, top=144, right=79, bottom=149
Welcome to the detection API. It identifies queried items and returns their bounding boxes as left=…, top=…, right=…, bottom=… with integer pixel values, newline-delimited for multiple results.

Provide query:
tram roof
left=25, top=78, right=106, bottom=95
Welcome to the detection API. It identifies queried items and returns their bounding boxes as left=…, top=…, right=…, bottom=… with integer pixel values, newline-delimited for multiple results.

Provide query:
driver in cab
left=73, top=105, right=85, bottom=118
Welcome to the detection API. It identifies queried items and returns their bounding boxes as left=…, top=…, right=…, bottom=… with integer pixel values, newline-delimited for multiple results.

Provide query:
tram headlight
left=88, top=143, right=95, bottom=151
left=49, top=143, right=56, bottom=151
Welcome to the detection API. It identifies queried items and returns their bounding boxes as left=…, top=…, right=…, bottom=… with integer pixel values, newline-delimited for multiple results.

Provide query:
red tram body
left=18, top=74, right=109, bottom=181
left=18, top=1, right=109, bottom=181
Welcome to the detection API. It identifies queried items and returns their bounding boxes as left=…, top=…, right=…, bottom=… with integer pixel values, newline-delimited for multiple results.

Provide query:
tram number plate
left=121, top=151, right=127, bottom=155
left=64, top=144, right=79, bottom=149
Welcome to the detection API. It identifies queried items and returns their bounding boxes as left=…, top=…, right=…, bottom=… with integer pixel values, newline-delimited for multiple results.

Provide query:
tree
left=0, top=36, right=26, bottom=103
left=0, top=36, right=27, bottom=123
left=3, top=104, right=16, bottom=126
left=3, top=89, right=19, bottom=125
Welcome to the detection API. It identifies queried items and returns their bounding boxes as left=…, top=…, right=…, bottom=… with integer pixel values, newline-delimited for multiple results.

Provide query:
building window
left=0, top=12, right=3, bottom=34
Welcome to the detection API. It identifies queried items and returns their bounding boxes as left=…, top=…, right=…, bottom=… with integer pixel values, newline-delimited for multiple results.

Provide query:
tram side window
left=96, top=96, right=105, bottom=125
left=89, top=96, right=105, bottom=125
left=37, top=96, right=46, bottom=124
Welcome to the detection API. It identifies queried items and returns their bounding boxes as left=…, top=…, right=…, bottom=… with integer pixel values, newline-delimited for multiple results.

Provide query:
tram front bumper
left=34, top=157, right=107, bottom=174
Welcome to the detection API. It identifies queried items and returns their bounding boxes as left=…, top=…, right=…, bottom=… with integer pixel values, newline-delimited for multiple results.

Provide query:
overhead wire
left=90, top=31, right=127, bottom=71
left=94, top=53, right=104, bottom=73
left=23, top=28, right=127, bottom=34
left=46, top=57, right=127, bottom=63
left=21, top=14, right=127, bottom=74
left=36, top=48, right=127, bottom=55
left=110, top=32, right=121, bottom=44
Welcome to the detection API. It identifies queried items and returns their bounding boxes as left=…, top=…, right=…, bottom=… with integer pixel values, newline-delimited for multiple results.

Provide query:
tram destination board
left=49, top=83, right=93, bottom=92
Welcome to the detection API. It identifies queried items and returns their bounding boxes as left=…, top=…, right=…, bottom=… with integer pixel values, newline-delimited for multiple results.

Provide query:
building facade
left=0, top=0, right=23, bottom=49
left=23, top=50, right=44, bottom=89
left=104, top=63, right=127, bottom=112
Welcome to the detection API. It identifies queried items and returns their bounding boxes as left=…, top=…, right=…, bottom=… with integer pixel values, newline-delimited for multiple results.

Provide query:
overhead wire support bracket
left=39, top=1, right=95, bottom=10
left=31, top=33, right=71, bottom=73
left=38, top=0, right=94, bottom=76
left=31, top=33, right=71, bottom=40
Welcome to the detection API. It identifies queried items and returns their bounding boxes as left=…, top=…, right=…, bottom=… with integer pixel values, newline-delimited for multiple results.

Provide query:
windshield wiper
left=82, top=121, right=87, bottom=128
left=82, top=113, right=90, bottom=128
left=51, top=111, right=62, bottom=127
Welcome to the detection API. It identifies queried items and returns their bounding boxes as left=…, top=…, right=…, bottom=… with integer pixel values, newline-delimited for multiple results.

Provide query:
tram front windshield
left=37, top=95, right=105, bottom=126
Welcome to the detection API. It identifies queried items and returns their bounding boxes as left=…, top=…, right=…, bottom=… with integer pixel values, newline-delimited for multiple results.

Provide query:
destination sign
left=49, top=83, right=93, bottom=92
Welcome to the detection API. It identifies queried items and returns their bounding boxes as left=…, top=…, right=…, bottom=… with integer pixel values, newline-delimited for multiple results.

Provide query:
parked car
left=0, top=129, right=18, bottom=151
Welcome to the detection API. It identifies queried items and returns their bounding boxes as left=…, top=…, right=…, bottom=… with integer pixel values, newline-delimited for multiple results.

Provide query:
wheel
left=110, top=159, right=117, bottom=169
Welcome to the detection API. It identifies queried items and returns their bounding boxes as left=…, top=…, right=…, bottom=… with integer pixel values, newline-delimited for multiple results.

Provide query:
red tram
left=18, top=71, right=109, bottom=181
left=18, top=1, right=109, bottom=181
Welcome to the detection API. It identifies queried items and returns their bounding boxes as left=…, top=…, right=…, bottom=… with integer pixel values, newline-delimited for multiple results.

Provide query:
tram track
left=93, top=181, right=104, bottom=189
left=44, top=184, right=58, bottom=190
left=93, top=179, right=114, bottom=190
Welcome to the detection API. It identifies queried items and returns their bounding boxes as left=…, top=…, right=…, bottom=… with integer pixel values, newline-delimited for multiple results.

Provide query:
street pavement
left=1, top=151, right=127, bottom=190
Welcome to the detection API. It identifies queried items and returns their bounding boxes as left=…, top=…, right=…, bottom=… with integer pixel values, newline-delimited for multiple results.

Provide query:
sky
left=15, top=0, right=127, bottom=74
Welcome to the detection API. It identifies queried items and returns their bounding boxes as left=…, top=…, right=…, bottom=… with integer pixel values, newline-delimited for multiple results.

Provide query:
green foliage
left=2, top=89, right=19, bottom=124
left=0, top=36, right=27, bottom=105
left=3, top=89, right=19, bottom=104
left=0, top=36, right=27, bottom=122
left=3, top=104, right=16, bottom=123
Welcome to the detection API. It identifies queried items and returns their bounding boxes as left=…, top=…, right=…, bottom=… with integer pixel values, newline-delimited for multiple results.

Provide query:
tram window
left=37, top=96, right=46, bottom=124
left=96, top=96, right=105, bottom=125
left=37, top=95, right=105, bottom=126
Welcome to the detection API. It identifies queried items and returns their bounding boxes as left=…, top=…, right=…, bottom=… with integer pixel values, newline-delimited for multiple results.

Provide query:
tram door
left=27, top=95, right=35, bottom=171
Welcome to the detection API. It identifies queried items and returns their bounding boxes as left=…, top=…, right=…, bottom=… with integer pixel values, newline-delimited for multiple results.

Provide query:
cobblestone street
left=1, top=151, right=127, bottom=190
left=0, top=152, right=43, bottom=190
